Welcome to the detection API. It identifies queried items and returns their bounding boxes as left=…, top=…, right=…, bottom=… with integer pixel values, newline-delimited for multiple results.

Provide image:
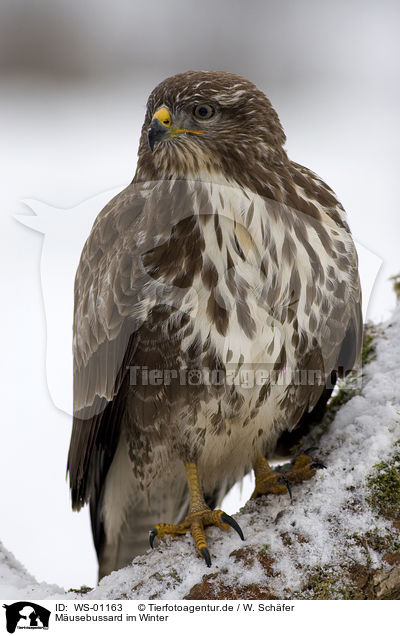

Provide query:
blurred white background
left=0, top=0, right=399, bottom=589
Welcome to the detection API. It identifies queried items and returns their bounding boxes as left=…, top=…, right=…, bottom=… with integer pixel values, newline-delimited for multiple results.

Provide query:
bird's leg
left=149, top=461, right=244, bottom=566
left=251, top=452, right=323, bottom=500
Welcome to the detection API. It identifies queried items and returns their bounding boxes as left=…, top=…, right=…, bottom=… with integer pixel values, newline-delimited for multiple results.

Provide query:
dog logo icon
left=2, top=602, right=51, bottom=633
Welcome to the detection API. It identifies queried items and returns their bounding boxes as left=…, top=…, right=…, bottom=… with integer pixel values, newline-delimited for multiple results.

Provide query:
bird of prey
left=68, top=71, right=362, bottom=579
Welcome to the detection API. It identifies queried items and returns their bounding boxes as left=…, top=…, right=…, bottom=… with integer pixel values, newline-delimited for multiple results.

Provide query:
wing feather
left=68, top=184, right=150, bottom=511
left=68, top=180, right=195, bottom=511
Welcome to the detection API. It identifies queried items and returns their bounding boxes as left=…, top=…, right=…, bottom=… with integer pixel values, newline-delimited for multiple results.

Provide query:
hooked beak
left=147, top=106, right=204, bottom=152
left=148, top=107, right=172, bottom=152
left=148, top=117, right=169, bottom=152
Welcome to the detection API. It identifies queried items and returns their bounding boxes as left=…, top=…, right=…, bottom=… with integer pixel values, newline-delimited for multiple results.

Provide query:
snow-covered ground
left=0, top=542, right=63, bottom=600
left=1, top=303, right=399, bottom=599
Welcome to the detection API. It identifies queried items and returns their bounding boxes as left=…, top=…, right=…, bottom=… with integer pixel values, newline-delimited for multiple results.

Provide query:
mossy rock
left=366, top=445, right=400, bottom=521
left=361, top=322, right=378, bottom=366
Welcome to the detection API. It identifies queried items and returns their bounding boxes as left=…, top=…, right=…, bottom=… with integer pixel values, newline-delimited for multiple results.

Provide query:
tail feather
left=98, top=504, right=163, bottom=580
left=96, top=470, right=189, bottom=580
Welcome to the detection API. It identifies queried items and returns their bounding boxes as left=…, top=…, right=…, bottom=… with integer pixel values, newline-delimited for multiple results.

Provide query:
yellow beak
left=148, top=107, right=204, bottom=151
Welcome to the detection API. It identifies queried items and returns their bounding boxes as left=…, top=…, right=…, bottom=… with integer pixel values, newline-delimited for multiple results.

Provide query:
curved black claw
left=149, top=528, right=158, bottom=549
left=310, top=461, right=327, bottom=470
left=220, top=512, right=245, bottom=541
left=278, top=475, right=293, bottom=503
left=201, top=546, right=212, bottom=567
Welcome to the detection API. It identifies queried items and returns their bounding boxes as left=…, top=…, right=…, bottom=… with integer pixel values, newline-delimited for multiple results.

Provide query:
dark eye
left=193, top=104, right=215, bottom=120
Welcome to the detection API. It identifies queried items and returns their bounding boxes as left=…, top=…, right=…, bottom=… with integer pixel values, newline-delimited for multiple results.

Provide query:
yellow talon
left=251, top=455, right=287, bottom=499
left=149, top=463, right=244, bottom=565
left=287, top=454, right=317, bottom=482
left=251, top=452, right=322, bottom=500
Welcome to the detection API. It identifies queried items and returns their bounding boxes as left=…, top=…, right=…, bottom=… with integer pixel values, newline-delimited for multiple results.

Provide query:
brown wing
left=67, top=180, right=199, bottom=541
left=276, top=162, right=363, bottom=450
left=67, top=184, right=146, bottom=515
left=291, top=160, right=363, bottom=379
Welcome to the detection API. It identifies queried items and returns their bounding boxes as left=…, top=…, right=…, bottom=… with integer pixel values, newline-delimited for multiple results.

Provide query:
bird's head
left=134, top=71, right=287, bottom=186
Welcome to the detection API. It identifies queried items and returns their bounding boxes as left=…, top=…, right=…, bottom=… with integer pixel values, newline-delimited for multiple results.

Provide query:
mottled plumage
left=68, top=71, right=362, bottom=578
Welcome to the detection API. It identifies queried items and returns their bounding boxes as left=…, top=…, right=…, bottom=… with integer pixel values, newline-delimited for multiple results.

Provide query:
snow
left=0, top=541, right=63, bottom=600
left=1, top=304, right=400, bottom=599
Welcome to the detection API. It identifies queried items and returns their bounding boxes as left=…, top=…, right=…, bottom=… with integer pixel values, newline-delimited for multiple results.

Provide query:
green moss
left=366, top=445, right=400, bottom=520
left=300, top=568, right=337, bottom=599
left=293, top=566, right=363, bottom=600
left=338, top=584, right=365, bottom=600
left=351, top=529, right=400, bottom=554
left=67, top=585, right=93, bottom=594
left=361, top=323, right=377, bottom=366
left=258, top=545, right=270, bottom=555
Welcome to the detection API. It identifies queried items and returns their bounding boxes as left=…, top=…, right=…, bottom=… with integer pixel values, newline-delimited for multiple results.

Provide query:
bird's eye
left=193, top=104, right=215, bottom=120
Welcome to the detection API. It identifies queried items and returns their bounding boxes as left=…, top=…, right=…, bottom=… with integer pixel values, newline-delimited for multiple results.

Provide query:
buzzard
left=68, top=71, right=362, bottom=579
